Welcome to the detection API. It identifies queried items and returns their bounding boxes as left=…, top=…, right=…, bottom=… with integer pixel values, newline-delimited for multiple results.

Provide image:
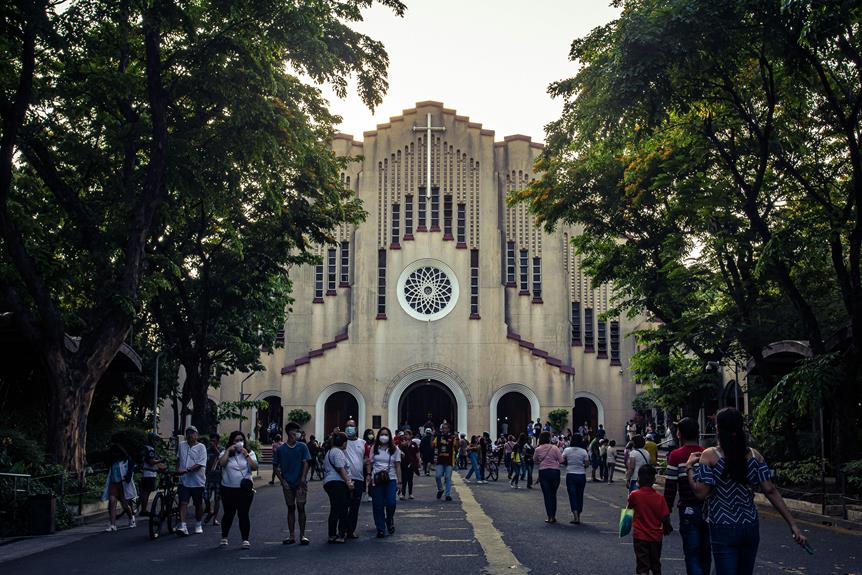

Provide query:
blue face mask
left=346, top=426, right=357, bottom=438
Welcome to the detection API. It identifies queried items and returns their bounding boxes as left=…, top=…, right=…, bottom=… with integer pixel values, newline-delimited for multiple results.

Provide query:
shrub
left=0, top=428, right=46, bottom=474
left=844, top=459, right=862, bottom=493
left=772, top=457, right=825, bottom=487
left=547, top=409, right=569, bottom=433
left=287, top=408, right=311, bottom=426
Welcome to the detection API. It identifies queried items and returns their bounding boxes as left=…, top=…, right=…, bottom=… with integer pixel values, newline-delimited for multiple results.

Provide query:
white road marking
left=442, top=553, right=480, bottom=557
left=439, top=539, right=473, bottom=542
left=452, top=473, right=530, bottom=575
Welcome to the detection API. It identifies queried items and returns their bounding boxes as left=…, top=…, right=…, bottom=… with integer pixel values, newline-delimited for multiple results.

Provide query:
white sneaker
left=128, top=517, right=136, bottom=529
left=175, top=523, right=189, bottom=536
left=193, top=522, right=203, bottom=534
left=241, top=540, right=251, bottom=549
left=104, top=524, right=117, bottom=533
left=409, top=494, right=414, bottom=499
left=220, top=538, right=228, bottom=546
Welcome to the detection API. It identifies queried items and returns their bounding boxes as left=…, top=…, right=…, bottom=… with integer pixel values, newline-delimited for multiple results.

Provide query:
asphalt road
left=2, top=467, right=859, bottom=574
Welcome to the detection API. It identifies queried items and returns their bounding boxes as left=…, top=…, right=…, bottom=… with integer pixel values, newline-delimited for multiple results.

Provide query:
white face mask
left=294, top=432, right=302, bottom=440
left=234, top=441, right=244, bottom=450
left=379, top=435, right=390, bottom=444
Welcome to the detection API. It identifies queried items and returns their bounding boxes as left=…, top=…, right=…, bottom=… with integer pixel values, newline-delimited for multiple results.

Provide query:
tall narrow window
left=456, top=203, right=466, bottom=248
left=390, top=203, right=401, bottom=249
left=597, top=319, right=607, bottom=358
left=519, top=249, right=529, bottom=295
left=376, top=249, right=386, bottom=319
left=571, top=301, right=582, bottom=345
left=584, top=308, right=594, bottom=352
left=313, top=264, right=324, bottom=303
left=339, top=241, right=350, bottom=287
left=506, top=241, right=516, bottom=286
left=532, top=257, right=542, bottom=303
left=404, top=194, right=414, bottom=240
left=443, top=194, right=453, bottom=240
left=417, top=190, right=427, bottom=231
left=610, top=320, right=621, bottom=365
left=326, top=248, right=337, bottom=295
left=470, top=249, right=480, bottom=319
left=430, top=187, right=440, bottom=231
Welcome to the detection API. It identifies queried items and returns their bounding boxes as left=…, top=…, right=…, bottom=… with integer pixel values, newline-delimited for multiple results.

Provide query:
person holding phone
left=217, top=430, right=258, bottom=548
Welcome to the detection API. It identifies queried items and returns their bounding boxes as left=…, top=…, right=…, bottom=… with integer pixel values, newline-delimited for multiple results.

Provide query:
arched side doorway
left=256, top=395, right=283, bottom=443
left=386, top=367, right=469, bottom=434
left=572, top=392, right=604, bottom=435
left=314, top=384, right=367, bottom=440
left=398, top=380, right=457, bottom=432
left=488, top=384, right=541, bottom=440
left=324, top=391, right=359, bottom=438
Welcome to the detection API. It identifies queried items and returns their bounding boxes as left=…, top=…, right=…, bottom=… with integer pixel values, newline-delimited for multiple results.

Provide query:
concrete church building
left=213, top=101, right=643, bottom=441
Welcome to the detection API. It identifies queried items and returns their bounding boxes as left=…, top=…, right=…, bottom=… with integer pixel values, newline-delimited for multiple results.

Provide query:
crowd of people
left=101, top=407, right=808, bottom=575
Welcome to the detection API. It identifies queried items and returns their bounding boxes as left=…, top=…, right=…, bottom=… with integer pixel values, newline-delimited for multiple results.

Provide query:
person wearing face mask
left=367, top=427, right=402, bottom=537
left=323, top=431, right=353, bottom=543
left=343, top=419, right=365, bottom=538
left=399, top=429, right=420, bottom=500
left=217, top=431, right=258, bottom=548
left=274, top=421, right=312, bottom=545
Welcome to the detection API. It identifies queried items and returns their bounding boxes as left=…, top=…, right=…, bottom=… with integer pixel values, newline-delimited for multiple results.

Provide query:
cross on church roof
left=412, top=113, right=446, bottom=198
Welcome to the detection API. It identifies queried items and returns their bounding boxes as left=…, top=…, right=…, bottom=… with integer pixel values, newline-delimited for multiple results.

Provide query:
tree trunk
left=44, top=355, right=101, bottom=475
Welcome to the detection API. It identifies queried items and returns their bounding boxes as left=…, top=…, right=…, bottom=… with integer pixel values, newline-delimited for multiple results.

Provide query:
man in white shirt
left=176, top=426, right=208, bottom=535
left=343, top=418, right=365, bottom=539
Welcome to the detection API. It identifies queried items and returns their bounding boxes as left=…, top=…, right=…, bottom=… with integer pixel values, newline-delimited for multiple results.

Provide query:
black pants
left=634, top=538, right=663, bottom=574
left=323, top=481, right=350, bottom=538
left=346, top=478, right=365, bottom=535
left=538, top=469, right=560, bottom=519
left=422, top=459, right=432, bottom=475
left=401, top=464, right=415, bottom=496
left=220, top=486, right=253, bottom=541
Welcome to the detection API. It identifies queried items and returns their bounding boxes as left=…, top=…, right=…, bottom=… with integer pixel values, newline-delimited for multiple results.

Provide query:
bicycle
left=308, top=451, right=325, bottom=481
left=486, top=458, right=499, bottom=481
left=148, top=470, right=181, bottom=540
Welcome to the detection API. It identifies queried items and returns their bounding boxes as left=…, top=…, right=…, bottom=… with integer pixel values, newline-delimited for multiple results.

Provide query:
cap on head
left=185, top=425, right=198, bottom=435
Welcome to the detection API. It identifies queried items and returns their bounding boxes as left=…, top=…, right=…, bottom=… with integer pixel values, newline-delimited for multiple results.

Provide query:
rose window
left=397, top=259, right=459, bottom=321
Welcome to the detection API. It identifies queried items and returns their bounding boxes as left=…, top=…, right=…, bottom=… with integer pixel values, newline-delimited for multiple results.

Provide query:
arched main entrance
left=573, top=396, right=600, bottom=435
left=398, top=380, right=457, bottom=432
left=257, top=395, right=283, bottom=443
left=496, top=392, right=531, bottom=439
left=314, top=384, right=367, bottom=440
left=324, top=391, right=359, bottom=437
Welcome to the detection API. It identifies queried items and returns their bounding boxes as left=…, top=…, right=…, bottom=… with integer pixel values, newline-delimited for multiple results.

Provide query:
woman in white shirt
left=625, top=434, right=651, bottom=492
left=323, top=432, right=354, bottom=543
left=366, top=427, right=402, bottom=538
left=561, top=433, right=590, bottom=524
left=217, top=431, right=258, bottom=548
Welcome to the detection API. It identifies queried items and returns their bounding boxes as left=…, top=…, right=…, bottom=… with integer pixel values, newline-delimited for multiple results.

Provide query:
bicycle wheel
left=315, top=462, right=324, bottom=481
left=148, top=495, right=165, bottom=540
left=489, top=463, right=499, bottom=481
left=165, top=496, right=177, bottom=534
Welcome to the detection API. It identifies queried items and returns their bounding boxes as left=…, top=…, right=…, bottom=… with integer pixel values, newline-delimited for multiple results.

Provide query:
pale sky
left=320, top=0, right=621, bottom=143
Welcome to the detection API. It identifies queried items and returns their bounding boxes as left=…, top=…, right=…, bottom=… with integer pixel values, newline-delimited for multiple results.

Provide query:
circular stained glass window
left=397, top=259, right=459, bottom=321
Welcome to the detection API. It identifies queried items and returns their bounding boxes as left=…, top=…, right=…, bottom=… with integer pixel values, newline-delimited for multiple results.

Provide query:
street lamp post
left=153, top=352, right=164, bottom=432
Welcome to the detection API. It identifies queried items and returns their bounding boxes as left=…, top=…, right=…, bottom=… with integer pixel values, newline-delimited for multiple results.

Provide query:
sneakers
left=104, top=524, right=117, bottom=533
left=220, top=538, right=228, bottom=546
left=436, top=490, right=443, bottom=500
left=175, top=523, right=189, bottom=536
left=241, top=540, right=250, bottom=549
left=445, top=495, right=452, bottom=501
left=193, top=522, right=203, bottom=534
left=128, top=517, right=136, bottom=529
left=409, top=494, right=415, bottom=499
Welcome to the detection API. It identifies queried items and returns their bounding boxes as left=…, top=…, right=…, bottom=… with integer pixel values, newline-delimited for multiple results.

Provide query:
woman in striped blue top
left=685, top=408, right=806, bottom=575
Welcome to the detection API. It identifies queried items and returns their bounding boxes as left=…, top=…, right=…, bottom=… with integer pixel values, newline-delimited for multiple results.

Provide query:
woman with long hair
left=534, top=431, right=564, bottom=524
left=510, top=433, right=528, bottom=488
left=102, top=444, right=137, bottom=532
left=367, top=427, right=402, bottom=537
left=322, top=431, right=353, bottom=543
left=464, top=435, right=482, bottom=483
left=562, top=433, right=590, bottom=524
left=217, top=430, right=258, bottom=548
left=686, top=407, right=807, bottom=575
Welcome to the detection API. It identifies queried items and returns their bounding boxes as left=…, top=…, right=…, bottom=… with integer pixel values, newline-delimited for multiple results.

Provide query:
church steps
left=506, top=328, right=575, bottom=376
left=280, top=330, right=348, bottom=375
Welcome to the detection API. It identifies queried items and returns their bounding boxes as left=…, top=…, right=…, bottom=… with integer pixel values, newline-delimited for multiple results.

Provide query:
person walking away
left=138, top=433, right=162, bottom=518
left=274, top=421, right=311, bottom=545
left=644, top=434, right=659, bottom=470
left=479, top=432, right=490, bottom=483
left=664, top=417, right=709, bottom=575
left=626, top=435, right=651, bottom=492
left=399, top=429, right=420, bottom=499
left=606, top=440, right=617, bottom=483
left=510, top=434, right=528, bottom=488
left=368, top=427, right=402, bottom=537
left=504, top=435, right=515, bottom=478
left=305, top=435, right=321, bottom=482
left=598, top=439, right=609, bottom=482
left=102, top=444, right=137, bottom=532
left=596, top=424, right=606, bottom=440
left=521, top=439, right=535, bottom=488
left=433, top=422, right=457, bottom=501
left=562, top=433, right=589, bottom=524
left=420, top=429, right=434, bottom=476
left=628, top=465, right=673, bottom=575
left=343, top=419, right=366, bottom=538
left=588, top=435, right=601, bottom=482
left=203, top=433, right=222, bottom=526
left=534, top=431, right=564, bottom=523
left=269, top=434, right=283, bottom=485
left=464, top=435, right=483, bottom=483
left=176, top=426, right=207, bottom=535
left=218, top=431, right=258, bottom=549
left=686, top=408, right=807, bottom=575
left=322, top=432, right=353, bottom=544
left=533, top=419, right=542, bottom=445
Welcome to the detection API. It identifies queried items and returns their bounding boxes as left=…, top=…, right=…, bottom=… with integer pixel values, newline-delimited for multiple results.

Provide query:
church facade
left=214, top=101, right=644, bottom=441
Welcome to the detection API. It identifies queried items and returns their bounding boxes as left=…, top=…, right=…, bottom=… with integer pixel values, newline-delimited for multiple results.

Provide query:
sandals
left=282, top=538, right=296, bottom=545
left=300, top=536, right=310, bottom=545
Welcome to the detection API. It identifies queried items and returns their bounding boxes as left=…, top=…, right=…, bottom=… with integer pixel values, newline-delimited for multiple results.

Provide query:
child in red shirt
left=627, top=464, right=672, bottom=574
